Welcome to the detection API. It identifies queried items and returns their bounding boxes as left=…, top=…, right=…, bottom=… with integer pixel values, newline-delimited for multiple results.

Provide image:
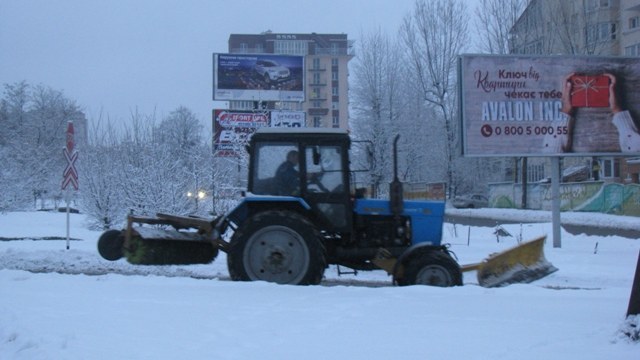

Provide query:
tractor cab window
left=251, top=142, right=299, bottom=196
left=305, top=145, right=345, bottom=194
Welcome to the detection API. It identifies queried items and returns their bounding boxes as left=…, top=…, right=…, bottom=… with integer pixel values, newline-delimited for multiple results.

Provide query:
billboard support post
left=551, top=157, right=561, bottom=248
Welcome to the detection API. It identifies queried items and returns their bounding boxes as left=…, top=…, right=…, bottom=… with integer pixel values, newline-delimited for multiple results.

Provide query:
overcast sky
left=0, top=0, right=479, bottom=130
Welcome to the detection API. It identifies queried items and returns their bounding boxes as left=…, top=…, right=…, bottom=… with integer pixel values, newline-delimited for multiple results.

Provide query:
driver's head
left=287, top=150, right=298, bottom=165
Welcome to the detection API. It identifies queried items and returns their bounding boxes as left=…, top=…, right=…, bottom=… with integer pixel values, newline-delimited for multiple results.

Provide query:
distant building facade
left=508, top=0, right=640, bottom=185
left=510, top=0, right=640, bottom=56
left=227, top=32, right=354, bottom=129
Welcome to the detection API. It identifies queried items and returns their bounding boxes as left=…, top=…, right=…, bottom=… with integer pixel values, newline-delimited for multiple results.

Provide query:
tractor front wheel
left=397, top=250, right=462, bottom=287
left=227, top=211, right=326, bottom=285
left=97, top=229, right=124, bottom=261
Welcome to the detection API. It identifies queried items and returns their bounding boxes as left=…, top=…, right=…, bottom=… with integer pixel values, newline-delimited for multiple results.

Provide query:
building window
left=587, top=0, right=610, bottom=10
left=255, top=44, right=264, bottom=53
left=313, top=73, right=321, bottom=84
left=330, top=43, right=339, bottom=55
left=602, top=158, right=620, bottom=178
left=630, top=16, right=639, bottom=30
left=274, top=40, right=308, bottom=55
left=313, top=58, right=320, bottom=69
left=332, top=86, right=338, bottom=96
left=332, top=116, right=339, bottom=128
left=527, top=163, right=546, bottom=183
left=331, top=58, right=338, bottom=66
left=230, top=100, right=254, bottom=110
left=332, top=71, right=338, bottom=81
left=239, top=43, right=249, bottom=53
left=625, top=43, right=640, bottom=56
left=332, top=101, right=338, bottom=110
left=313, top=101, right=321, bottom=108
left=313, top=117, right=322, bottom=127
left=586, top=22, right=616, bottom=43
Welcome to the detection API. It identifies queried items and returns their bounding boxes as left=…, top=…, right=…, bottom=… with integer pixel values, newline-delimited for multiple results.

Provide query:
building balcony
left=308, top=67, right=327, bottom=72
left=309, top=93, right=327, bottom=100
left=308, top=108, right=329, bottom=116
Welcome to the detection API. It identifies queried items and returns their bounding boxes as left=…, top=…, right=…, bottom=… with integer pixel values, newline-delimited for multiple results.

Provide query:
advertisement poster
left=460, top=55, right=640, bottom=157
left=213, top=53, right=304, bottom=102
left=213, top=110, right=269, bottom=157
left=270, top=110, right=306, bottom=127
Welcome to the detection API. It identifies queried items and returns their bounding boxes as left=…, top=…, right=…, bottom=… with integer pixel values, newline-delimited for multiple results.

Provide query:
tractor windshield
left=305, top=145, right=345, bottom=194
left=251, top=142, right=299, bottom=196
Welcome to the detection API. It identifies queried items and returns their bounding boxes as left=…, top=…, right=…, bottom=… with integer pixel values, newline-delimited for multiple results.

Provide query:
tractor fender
left=392, top=242, right=453, bottom=282
left=223, top=195, right=312, bottom=230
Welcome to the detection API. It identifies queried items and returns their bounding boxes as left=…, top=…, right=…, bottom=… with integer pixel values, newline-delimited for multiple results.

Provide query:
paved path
left=445, top=211, right=640, bottom=239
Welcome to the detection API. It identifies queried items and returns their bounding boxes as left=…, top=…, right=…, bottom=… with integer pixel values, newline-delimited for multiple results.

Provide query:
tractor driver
left=275, top=150, right=300, bottom=195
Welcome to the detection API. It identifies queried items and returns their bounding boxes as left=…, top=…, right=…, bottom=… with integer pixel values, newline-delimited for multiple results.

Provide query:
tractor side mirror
left=312, top=146, right=321, bottom=165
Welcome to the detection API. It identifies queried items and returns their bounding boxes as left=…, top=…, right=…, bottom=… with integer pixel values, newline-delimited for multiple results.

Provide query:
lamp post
left=187, top=190, right=206, bottom=213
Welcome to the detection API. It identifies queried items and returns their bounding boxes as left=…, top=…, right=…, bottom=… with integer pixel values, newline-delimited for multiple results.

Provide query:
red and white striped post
left=62, top=121, right=79, bottom=249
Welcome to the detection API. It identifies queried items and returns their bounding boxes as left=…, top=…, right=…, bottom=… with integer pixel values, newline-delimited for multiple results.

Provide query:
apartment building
left=508, top=0, right=640, bottom=184
left=227, top=32, right=354, bottom=129
left=510, top=0, right=640, bottom=56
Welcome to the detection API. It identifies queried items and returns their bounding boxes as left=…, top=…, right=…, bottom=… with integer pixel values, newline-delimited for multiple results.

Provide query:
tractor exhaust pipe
left=390, top=134, right=403, bottom=216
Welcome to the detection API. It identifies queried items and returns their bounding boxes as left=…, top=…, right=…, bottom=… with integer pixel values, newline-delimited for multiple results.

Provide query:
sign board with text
left=212, top=110, right=306, bottom=157
left=459, top=55, right=640, bottom=157
left=213, top=53, right=305, bottom=102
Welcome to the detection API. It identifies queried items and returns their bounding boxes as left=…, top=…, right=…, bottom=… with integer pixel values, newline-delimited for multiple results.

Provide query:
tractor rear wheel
left=227, top=210, right=326, bottom=285
left=397, top=250, right=462, bottom=287
left=97, top=229, right=124, bottom=261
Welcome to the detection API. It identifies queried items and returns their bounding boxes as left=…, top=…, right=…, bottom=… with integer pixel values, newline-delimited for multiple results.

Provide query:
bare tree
left=400, top=0, right=469, bottom=197
left=509, top=0, right=615, bottom=55
left=80, top=117, right=127, bottom=229
left=0, top=82, right=85, bottom=210
left=350, top=27, right=406, bottom=197
left=475, top=0, right=527, bottom=54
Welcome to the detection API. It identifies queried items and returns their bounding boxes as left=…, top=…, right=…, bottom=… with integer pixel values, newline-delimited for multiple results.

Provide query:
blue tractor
left=98, top=128, right=463, bottom=286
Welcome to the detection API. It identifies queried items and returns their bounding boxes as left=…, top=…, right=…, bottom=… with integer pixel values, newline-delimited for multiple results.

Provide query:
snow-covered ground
left=1, top=209, right=638, bottom=359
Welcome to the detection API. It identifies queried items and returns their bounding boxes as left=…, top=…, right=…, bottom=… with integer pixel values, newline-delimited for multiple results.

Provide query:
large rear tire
left=397, top=250, right=462, bottom=287
left=227, top=210, right=326, bottom=285
left=97, top=229, right=124, bottom=261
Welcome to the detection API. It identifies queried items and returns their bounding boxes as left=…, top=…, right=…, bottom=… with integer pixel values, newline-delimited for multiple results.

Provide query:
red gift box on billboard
left=570, top=75, right=610, bottom=107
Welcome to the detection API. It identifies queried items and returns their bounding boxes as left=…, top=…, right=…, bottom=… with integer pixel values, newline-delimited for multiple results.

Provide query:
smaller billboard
left=213, top=53, right=305, bottom=102
left=459, top=54, right=640, bottom=157
left=270, top=110, right=306, bottom=128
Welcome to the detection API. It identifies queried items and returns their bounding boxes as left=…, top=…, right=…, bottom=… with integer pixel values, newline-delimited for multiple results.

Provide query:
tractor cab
left=247, top=128, right=353, bottom=233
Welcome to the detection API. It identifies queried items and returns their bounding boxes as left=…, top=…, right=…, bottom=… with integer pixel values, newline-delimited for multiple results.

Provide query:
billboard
left=212, top=110, right=306, bottom=157
left=213, top=53, right=305, bottom=102
left=270, top=110, right=305, bottom=127
left=213, top=110, right=269, bottom=157
left=459, top=55, right=640, bottom=157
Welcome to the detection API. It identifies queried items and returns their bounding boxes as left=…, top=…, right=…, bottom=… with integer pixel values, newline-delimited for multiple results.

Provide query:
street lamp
left=187, top=190, right=206, bottom=212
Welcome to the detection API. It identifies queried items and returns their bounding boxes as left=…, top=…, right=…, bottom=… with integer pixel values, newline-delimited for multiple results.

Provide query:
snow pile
left=618, top=315, right=640, bottom=342
left=1, top=210, right=639, bottom=359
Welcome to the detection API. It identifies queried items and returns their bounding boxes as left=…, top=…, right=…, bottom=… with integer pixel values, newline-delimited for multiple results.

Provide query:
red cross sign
left=62, top=121, right=79, bottom=190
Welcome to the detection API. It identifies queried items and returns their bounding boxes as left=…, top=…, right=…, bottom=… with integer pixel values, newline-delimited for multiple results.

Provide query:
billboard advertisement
left=213, top=110, right=269, bottom=157
left=270, top=110, right=306, bottom=127
left=213, top=53, right=305, bottom=102
left=213, top=110, right=306, bottom=157
left=459, top=55, right=640, bottom=157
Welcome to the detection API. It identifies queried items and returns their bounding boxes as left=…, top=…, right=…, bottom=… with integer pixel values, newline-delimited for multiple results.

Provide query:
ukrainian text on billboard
left=212, top=110, right=307, bottom=157
left=460, top=55, right=640, bottom=156
left=213, top=53, right=305, bottom=102
left=213, top=110, right=269, bottom=157
left=270, top=110, right=305, bottom=127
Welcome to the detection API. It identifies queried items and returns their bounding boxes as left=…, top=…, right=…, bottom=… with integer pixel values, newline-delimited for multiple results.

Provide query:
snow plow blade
left=461, top=236, right=558, bottom=288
